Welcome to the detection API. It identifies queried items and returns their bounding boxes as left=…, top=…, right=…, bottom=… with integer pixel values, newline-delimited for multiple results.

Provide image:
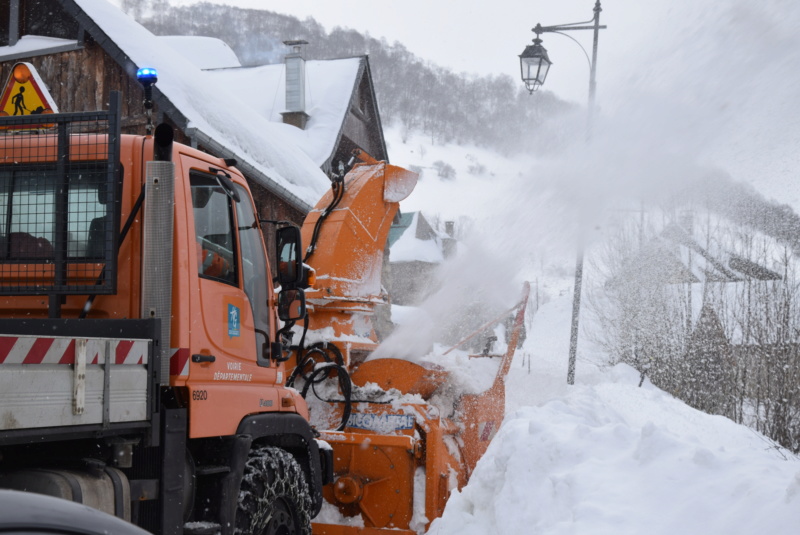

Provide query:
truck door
left=184, top=167, right=278, bottom=437
left=189, top=170, right=251, bottom=359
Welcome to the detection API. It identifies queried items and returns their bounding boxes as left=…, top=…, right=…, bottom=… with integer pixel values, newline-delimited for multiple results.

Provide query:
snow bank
left=429, top=292, right=800, bottom=535
left=384, top=119, right=800, bottom=534
left=432, top=371, right=800, bottom=535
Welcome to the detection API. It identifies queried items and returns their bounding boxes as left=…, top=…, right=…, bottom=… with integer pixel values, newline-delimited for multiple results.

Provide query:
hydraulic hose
left=304, top=175, right=344, bottom=262
left=299, top=362, right=353, bottom=432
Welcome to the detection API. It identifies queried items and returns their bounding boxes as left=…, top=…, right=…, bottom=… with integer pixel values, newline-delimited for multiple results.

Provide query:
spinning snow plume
left=373, top=236, right=522, bottom=362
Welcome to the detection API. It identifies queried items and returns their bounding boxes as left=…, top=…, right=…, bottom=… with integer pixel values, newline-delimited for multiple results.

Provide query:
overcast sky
left=159, top=0, right=660, bottom=105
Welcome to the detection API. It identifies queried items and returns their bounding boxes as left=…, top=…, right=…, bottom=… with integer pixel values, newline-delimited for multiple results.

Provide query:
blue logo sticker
left=228, top=304, right=240, bottom=338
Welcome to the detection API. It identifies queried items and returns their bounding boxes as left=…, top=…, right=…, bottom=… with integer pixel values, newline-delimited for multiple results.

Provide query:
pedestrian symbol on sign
left=11, top=87, right=26, bottom=115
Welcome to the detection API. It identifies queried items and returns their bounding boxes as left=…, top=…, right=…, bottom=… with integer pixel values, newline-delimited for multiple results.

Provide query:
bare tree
left=589, top=204, right=800, bottom=452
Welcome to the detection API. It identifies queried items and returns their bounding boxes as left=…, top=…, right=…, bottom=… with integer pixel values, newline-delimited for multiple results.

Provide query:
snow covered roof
left=202, top=57, right=363, bottom=168
left=157, top=36, right=241, bottom=69
left=662, top=223, right=782, bottom=283
left=613, top=222, right=782, bottom=288
left=67, top=0, right=331, bottom=210
left=0, top=35, right=82, bottom=61
left=389, top=212, right=444, bottom=264
left=388, top=212, right=415, bottom=248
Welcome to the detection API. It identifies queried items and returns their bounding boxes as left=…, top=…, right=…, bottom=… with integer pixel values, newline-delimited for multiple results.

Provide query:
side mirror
left=278, top=289, right=306, bottom=321
left=276, top=226, right=303, bottom=287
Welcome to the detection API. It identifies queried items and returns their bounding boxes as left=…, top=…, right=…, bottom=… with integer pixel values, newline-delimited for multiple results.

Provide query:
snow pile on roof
left=158, top=36, right=241, bottom=69
left=0, top=35, right=78, bottom=59
left=204, top=58, right=361, bottom=167
left=390, top=212, right=444, bottom=263
left=74, top=0, right=330, bottom=207
left=428, top=291, right=800, bottom=535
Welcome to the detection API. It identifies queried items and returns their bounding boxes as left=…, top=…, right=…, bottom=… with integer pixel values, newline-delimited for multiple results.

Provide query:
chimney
left=281, top=40, right=310, bottom=130
left=442, top=221, right=457, bottom=259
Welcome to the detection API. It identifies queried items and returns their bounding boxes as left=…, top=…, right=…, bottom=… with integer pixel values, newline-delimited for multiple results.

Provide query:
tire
left=235, top=446, right=312, bottom=535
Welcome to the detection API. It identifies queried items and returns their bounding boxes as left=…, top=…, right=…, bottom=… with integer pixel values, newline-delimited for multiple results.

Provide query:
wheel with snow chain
left=235, top=446, right=312, bottom=535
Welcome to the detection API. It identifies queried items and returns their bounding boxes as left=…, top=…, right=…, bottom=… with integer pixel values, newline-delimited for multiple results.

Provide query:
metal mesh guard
left=0, top=104, right=120, bottom=296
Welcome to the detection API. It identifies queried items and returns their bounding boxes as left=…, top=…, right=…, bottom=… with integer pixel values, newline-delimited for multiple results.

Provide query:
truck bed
left=0, top=319, right=159, bottom=443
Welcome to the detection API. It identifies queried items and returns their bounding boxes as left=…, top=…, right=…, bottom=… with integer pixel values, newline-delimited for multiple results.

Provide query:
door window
left=190, top=172, right=237, bottom=286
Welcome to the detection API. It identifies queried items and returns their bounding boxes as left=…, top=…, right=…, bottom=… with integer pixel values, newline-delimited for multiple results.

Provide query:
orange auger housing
left=290, top=160, right=530, bottom=534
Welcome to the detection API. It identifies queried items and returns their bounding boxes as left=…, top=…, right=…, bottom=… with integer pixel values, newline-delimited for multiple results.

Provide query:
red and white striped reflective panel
left=0, top=336, right=149, bottom=365
left=170, top=347, right=190, bottom=377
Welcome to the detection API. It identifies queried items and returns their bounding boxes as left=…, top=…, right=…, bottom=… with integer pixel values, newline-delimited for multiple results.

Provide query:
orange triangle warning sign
left=0, top=62, right=58, bottom=129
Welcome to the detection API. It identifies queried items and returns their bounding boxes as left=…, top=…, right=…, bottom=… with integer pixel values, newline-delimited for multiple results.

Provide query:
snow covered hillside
left=384, top=125, right=800, bottom=534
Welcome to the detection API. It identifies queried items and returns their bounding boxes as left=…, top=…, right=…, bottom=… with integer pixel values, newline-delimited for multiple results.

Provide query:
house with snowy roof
left=592, top=199, right=800, bottom=421
left=0, top=0, right=388, bottom=226
left=604, top=207, right=799, bottom=407
left=388, top=212, right=456, bottom=306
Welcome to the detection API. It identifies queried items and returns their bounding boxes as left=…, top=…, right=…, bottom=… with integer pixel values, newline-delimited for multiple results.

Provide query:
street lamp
left=519, top=37, right=551, bottom=93
left=520, top=1, right=606, bottom=385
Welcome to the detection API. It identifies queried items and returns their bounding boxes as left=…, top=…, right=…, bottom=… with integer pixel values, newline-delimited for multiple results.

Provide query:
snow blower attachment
left=285, top=159, right=531, bottom=534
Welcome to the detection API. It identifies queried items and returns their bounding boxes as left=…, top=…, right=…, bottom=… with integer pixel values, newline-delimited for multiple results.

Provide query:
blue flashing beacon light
left=137, top=67, right=158, bottom=133
left=136, top=67, right=158, bottom=85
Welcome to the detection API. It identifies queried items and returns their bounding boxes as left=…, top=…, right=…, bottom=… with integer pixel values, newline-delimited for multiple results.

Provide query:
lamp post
left=520, top=1, right=606, bottom=385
